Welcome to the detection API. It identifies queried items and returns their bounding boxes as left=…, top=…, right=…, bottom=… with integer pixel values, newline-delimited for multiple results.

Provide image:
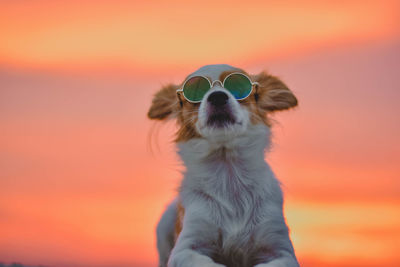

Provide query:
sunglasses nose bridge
left=211, top=80, right=223, bottom=88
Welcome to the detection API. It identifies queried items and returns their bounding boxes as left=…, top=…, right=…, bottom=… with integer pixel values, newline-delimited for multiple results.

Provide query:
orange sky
left=1, top=0, right=399, bottom=72
left=1, top=1, right=400, bottom=267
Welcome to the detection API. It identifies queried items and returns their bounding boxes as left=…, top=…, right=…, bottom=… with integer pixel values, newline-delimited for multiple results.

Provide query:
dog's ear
left=253, top=71, right=298, bottom=111
left=148, top=84, right=180, bottom=120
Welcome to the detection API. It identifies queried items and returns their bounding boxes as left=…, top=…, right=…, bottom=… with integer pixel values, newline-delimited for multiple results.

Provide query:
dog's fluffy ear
left=253, top=71, right=298, bottom=111
left=148, top=84, right=180, bottom=120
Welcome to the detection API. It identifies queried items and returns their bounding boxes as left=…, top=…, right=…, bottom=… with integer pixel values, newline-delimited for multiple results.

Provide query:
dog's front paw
left=168, top=249, right=226, bottom=267
left=169, top=262, right=225, bottom=267
left=254, top=263, right=283, bottom=267
left=254, top=258, right=299, bottom=267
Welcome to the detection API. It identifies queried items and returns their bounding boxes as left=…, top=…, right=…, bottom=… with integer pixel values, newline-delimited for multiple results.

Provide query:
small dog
left=148, top=64, right=299, bottom=267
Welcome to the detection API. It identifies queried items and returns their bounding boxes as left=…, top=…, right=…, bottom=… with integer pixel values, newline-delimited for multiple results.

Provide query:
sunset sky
left=1, top=1, right=399, bottom=267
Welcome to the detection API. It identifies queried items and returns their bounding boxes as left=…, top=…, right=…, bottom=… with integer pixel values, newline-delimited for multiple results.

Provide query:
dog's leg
left=252, top=214, right=299, bottom=267
left=254, top=250, right=299, bottom=267
left=169, top=249, right=225, bottom=267
left=157, top=200, right=178, bottom=267
left=167, top=208, right=226, bottom=267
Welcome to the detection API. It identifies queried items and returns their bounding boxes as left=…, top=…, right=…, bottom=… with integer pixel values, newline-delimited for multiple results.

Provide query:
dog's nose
left=207, top=91, right=228, bottom=106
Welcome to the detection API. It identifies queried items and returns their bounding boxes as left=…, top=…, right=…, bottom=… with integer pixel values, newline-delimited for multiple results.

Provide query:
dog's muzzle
left=206, top=91, right=235, bottom=127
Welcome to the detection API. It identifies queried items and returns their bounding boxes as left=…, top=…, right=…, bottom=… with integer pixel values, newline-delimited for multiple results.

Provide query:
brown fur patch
left=147, top=84, right=180, bottom=120
left=175, top=101, right=202, bottom=142
left=239, top=92, right=271, bottom=126
left=251, top=72, right=298, bottom=112
left=219, top=69, right=248, bottom=83
left=174, top=200, right=185, bottom=242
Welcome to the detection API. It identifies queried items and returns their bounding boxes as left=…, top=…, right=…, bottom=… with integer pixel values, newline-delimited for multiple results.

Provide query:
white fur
left=156, top=65, right=299, bottom=267
left=157, top=199, right=178, bottom=266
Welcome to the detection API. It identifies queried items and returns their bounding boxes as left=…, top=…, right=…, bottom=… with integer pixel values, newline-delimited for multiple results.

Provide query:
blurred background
left=1, top=0, right=399, bottom=266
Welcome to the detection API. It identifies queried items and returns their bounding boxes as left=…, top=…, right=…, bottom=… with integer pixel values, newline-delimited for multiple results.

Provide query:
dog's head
left=148, top=64, right=297, bottom=143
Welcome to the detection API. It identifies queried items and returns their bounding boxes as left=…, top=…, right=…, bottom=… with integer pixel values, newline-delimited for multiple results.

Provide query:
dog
left=148, top=64, right=299, bottom=267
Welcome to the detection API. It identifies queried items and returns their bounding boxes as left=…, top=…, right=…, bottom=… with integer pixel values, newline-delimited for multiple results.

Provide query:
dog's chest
left=204, top=196, right=264, bottom=267
left=180, top=139, right=276, bottom=266
left=215, top=220, right=269, bottom=267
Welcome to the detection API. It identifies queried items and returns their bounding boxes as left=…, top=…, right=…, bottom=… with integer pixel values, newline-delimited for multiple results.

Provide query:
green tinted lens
left=183, top=76, right=211, bottom=102
left=224, top=73, right=252, bottom=100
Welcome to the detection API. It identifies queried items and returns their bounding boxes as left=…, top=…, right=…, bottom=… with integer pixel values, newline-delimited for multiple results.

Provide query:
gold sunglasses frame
left=176, top=72, right=259, bottom=103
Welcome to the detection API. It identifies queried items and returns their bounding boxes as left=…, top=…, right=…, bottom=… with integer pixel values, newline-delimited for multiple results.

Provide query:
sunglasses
left=176, top=72, right=258, bottom=103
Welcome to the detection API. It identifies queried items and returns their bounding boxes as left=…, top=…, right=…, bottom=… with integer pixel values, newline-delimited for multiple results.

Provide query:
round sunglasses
left=176, top=72, right=258, bottom=103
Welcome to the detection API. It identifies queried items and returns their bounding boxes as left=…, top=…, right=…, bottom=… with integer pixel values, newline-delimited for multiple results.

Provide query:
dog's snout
left=207, top=91, right=228, bottom=106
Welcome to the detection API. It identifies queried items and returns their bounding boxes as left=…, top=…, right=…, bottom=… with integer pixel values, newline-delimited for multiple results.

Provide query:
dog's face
left=148, top=64, right=297, bottom=142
